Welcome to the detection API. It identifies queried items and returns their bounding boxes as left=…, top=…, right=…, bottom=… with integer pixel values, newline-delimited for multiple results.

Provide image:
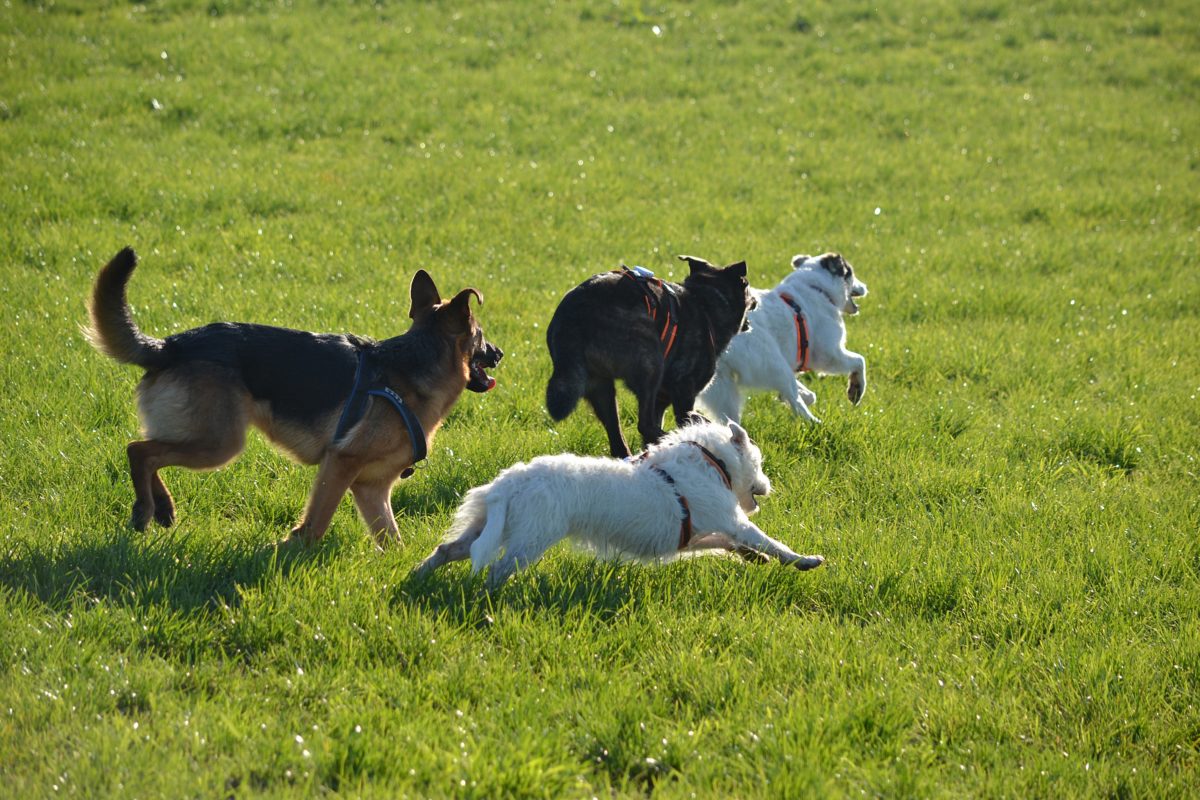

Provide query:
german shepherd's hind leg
left=126, top=435, right=246, bottom=530
left=583, top=378, right=631, bottom=458
left=289, top=451, right=361, bottom=545
left=350, top=478, right=399, bottom=549
left=129, top=365, right=250, bottom=530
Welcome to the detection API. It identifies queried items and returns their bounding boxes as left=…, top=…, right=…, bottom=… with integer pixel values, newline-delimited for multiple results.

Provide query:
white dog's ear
left=728, top=421, right=750, bottom=449
left=791, top=254, right=812, bottom=269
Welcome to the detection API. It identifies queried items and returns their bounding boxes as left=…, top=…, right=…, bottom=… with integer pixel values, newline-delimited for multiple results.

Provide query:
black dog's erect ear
left=410, top=270, right=442, bottom=321
left=678, top=255, right=716, bottom=273
left=437, top=287, right=483, bottom=334
left=724, top=261, right=748, bottom=278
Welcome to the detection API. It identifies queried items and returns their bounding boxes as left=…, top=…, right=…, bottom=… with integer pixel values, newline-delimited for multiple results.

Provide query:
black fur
left=820, top=253, right=851, bottom=279
left=161, top=323, right=446, bottom=425
left=545, top=256, right=753, bottom=458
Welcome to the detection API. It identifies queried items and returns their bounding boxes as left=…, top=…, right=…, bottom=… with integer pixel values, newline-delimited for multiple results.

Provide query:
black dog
left=545, top=256, right=754, bottom=457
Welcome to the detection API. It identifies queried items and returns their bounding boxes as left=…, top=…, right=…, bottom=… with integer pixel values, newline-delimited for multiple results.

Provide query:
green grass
left=2, top=0, right=1198, bottom=796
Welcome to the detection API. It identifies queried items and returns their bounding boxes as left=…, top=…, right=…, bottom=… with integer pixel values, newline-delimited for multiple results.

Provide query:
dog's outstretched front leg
left=685, top=533, right=773, bottom=564
left=351, top=478, right=399, bottom=549
left=724, top=517, right=824, bottom=570
left=290, top=452, right=360, bottom=545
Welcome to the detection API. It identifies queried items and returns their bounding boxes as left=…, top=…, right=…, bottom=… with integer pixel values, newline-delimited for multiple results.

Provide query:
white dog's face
left=792, top=252, right=868, bottom=315
left=728, top=422, right=771, bottom=514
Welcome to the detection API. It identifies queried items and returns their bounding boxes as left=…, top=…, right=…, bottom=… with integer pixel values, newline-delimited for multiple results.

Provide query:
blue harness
left=333, top=350, right=427, bottom=478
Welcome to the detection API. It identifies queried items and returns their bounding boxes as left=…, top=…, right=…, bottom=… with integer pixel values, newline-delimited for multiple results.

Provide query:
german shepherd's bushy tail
left=85, top=247, right=169, bottom=370
left=545, top=352, right=587, bottom=421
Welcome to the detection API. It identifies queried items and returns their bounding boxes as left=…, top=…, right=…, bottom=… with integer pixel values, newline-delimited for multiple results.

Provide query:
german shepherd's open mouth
left=468, top=342, right=503, bottom=392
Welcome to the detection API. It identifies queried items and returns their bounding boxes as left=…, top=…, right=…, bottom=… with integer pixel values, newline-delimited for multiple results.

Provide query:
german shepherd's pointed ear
left=437, top=287, right=483, bottom=335
left=678, top=255, right=716, bottom=273
left=409, top=270, right=442, bottom=322
left=724, top=261, right=748, bottom=278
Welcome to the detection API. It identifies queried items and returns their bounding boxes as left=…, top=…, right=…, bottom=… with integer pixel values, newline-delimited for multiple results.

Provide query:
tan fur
left=89, top=248, right=497, bottom=547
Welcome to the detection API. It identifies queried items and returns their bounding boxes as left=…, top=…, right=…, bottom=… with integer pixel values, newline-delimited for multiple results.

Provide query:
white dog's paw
left=791, top=554, right=825, bottom=571
left=796, top=382, right=817, bottom=406
left=848, top=373, right=865, bottom=405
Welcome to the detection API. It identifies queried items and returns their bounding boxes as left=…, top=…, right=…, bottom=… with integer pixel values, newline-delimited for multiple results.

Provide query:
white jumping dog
left=412, top=421, right=824, bottom=588
left=697, top=253, right=868, bottom=425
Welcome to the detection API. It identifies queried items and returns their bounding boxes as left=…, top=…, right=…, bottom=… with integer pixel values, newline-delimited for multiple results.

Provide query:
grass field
left=2, top=0, right=1198, bottom=796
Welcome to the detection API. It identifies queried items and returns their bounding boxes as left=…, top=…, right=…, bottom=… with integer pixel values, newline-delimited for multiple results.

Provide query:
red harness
left=636, top=442, right=733, bottom=550
left=778, top=292, right=811, bottom=372
left=617, top=267, right=681, bottom=361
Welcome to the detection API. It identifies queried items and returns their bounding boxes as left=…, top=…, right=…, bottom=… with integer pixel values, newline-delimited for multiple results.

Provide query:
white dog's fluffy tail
left=461, top=489, right=508, bottom=573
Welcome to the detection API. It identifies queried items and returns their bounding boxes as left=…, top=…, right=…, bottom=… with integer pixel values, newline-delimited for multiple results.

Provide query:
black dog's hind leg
left=630, top=369, right=668, bottom=452
left=584, top=379, right=631, bottom=458
left=671, top=395, right=703, bottom=429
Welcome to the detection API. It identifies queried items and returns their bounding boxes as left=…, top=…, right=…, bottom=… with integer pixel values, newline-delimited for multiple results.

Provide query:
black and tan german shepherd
left=545, top=256, right=753, bottom=458
left=87, top=247, right=502, bottom=547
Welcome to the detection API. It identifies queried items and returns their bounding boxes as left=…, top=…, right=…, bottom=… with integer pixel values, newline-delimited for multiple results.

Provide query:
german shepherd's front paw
left=130, top=500, right=154, bottom=531
left=152, top=495, right=176, bottom=527
left=287, top=525, right=313, bottom=543
left=371, top=530, right=401, bottom=552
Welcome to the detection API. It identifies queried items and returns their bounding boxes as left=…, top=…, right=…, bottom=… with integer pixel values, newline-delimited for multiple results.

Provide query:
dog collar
left=689, top=442, right=732, bottom=490
left=778, top=292, right=811, bottom=373
left=634, top=442, right=734, bottom=550
left=333, top=350, right=428, bottom=478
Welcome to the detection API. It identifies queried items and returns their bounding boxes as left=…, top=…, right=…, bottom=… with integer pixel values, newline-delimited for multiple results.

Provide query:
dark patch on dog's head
left=819, top=253, right=851, bottom=279
left=795, top=252, right=868, bottom=313
left=409, top=270, right=441, bottom=322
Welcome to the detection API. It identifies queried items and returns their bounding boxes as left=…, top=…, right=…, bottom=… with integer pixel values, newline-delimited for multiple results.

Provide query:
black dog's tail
left=545, top=352, right=587, bottom=421
left=85, top=247, right=169, bottom=369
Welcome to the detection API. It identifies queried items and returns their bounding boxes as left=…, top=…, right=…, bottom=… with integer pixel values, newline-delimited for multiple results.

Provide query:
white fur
left=697, top=253, right=869, bottom=424
left=412, top=422, right=823, bottom=587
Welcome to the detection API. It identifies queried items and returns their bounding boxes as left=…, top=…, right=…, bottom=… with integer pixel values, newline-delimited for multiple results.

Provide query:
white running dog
left=412, top=421, right=824, bottom=588
left=697, top=253, right=869, bottom=424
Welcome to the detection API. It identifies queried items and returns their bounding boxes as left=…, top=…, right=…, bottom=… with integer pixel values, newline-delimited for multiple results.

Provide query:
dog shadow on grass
left=0, top=524, right=326, bottom=615
left=400, top=560, right=639, bottom=625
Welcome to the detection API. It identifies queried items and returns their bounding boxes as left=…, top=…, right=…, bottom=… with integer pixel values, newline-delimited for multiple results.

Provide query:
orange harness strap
left=617, top=267, right=682, bottom=361
left=778, top=292, right=811, bottom=373
left=635, top=442, right=734, bottom=551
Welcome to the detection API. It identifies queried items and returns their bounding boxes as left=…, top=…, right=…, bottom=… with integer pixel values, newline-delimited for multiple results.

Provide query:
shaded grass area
left=1, top=0, right=1199, bottom=796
